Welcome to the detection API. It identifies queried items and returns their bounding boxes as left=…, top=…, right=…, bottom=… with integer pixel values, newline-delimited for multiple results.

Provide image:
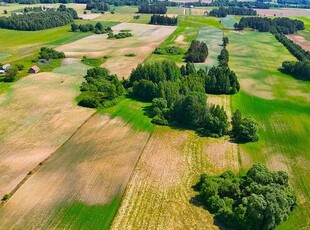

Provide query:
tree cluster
left=138, top=4, right=167, bottom=14
left=232, top=110, right=258, bottom=142
left=38, top=47, right=65, bottom=60
left=234, top=17, right=304, bottom=34
left=153, top=46, right=183, bottom=55
left=78, top=67, right=125, bottom=108
left=282, top=60, right=310, bottom=80
left=0, top=5, right=77, bottom=31
left=86, top=2, right=109, bottom=11
left=149, top=14, right=177, bottom=26
left=108, top=32, right=132, bottom=39
left=128, top=60, right=242, bottom=137
left=71, top=22, right=112, bottom=34
left=194, top=164, right=297, bottom=230
left=209, top=6, right=257, bottom=18
left=210, top=0, right=269, bottom=9
left=184, top=40, right=208, bottom=63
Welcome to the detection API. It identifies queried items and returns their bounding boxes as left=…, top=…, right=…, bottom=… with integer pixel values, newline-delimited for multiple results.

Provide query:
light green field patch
left=229, top=30, right=310, bottom=230
left=0, top=53, right=11, bottom=59
left=196, top=27, right=223, bottom=69
left=220, top=15, right=238, bottom=29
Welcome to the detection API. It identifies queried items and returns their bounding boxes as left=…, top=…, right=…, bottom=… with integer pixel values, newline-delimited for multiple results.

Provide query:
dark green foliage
left=209, top=6, right=256, bottom=18
left=38, top=47, right=65, bottom=60
left=218, top=47, right=229, bottom=67
left=108, top=32, right=132, bottom=39
left=86, top=2, right=109, bottom=11
left=223, top=36, right=229, bottom=47
left=153, top=46, right=183, bottom=55
left=205, top=66, right=240, bottom=94
left=2, top=67, right=17, bottom=82
left=150, top=14, right=177, bottom=26
left=71, top=23, right=112, bottom=34
left=0, top=5, right=77, bottom=31
left=194, top=164, right=297, bottom=230
left=232, top=110, right=259, bottom=142
left=2, top=194, right=9, bottom=201
left=282, top=60, right=310, bottom=81
left=78, top=67, right=124, bottom=109
left=138, top=4, right=167, bottom=14
left=235, top=17, right=304, bottom=34
left=184, top=40, right=208, bottom=63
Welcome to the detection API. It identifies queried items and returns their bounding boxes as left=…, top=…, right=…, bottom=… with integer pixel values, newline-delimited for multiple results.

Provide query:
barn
left=28, top=65, right=40, bottom=73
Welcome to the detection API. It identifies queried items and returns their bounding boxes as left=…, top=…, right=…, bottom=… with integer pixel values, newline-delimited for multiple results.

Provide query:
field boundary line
left=110, top=129, right=154, bottom=228
left=0, top=111, right=97, bottom=206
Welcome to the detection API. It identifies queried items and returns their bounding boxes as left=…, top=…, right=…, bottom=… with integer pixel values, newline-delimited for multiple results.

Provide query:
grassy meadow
left=228, top=31, right=310, bottom=230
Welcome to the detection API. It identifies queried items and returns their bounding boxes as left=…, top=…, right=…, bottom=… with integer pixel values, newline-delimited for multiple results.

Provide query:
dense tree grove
left=232, top=110, right=258, bottom=142
left=234, top=17, right=304, bottom=34
left=210, top=0, right=269, bottom=9
left=275, top=33, right=310, bottom=61
left=86, top=2, right=109, bottom=11
left=128, top=60, right=241, bottom=137
left=184, top=40, right=208, bottom=63
left=0, top=5, right=77, bottom=31
left=153, top=46, right=183, bottom=55
left=78, top=67, right=125, bottom=108
left=138, top=4, right=167, bottom=14
left=209, top=6, right=257, bottom=17
left=194, top=164, right=297, bottom=230
left=149, top=14, right=177, bottom=26
left=71, top=22, right=112, bottom=34
left=38, top=47, right=65, bottom=60
left=218, top=47, right=229, bottom=67
left=282, top=60, right=310, bottom=80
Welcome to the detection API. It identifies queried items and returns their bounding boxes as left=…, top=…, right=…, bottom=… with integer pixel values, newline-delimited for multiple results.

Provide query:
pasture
left=0, top=114, right=150, bottom=229
left=0, top=59, right=94, bottom=199
left=228, top=31, right=310, bottom=229
left=56, top=23, right=176, bottom=78
left=220, top=15, right=238, bottom=29
left=196, top=27, right=223, bottom=68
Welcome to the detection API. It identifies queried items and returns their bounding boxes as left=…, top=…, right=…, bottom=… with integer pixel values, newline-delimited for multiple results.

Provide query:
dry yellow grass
left=0, top=63, right=93, bottom=198
left=56, top=23, right=176, bottom=78
left=111, top=126, right=239, bottom=230
left=0, top=114, right=150, bottom=229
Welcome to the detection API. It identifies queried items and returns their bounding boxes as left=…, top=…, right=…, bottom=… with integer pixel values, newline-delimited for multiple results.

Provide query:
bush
left=232, top=110, right=259, bottom=142
left=184, top=40, right=208, bottom=63
left=2, top=194, right=9, bottom=201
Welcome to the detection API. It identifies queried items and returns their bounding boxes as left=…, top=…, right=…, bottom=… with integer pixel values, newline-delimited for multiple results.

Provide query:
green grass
left=81, top=57, right=105, bottom=67
left=196, top=27, right=223, bottom=69
left=228, top=31, right=310, bottom=230
left=49, top=196, right=121, bottom=230
left=101, top=96, right=154, bottom=133
left=0, top=53, right=11, bottom=59
left=219, top=15, right=238, bottom=29
left=147, top=15, right=222, bottom=64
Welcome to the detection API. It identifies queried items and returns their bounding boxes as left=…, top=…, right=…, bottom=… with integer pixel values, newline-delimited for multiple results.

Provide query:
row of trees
left=234, top=17, right=304, bottom=34
left=209, top=6, right=257, bottom=17
left=184, top=40, right=208, bottom=63
left=108, top=32, right=132, bottom=39
left=138, top=4, right=167, bottom=14
left=85, top=2, right=109, bottom=11
left=153, top=46, right=183, bottom=55
left=149, top=14, right=177, bottom=26
left=71, top=22, right=112, bottom=34
left=78, top=67, right=125, bottom=108
left=2, top=0, right=153, bottom=4
left=194, top=164, right=297, bottom=230
left=282, top=60, right=310, bottom=80
left=0, top=5, right=77, bottom=31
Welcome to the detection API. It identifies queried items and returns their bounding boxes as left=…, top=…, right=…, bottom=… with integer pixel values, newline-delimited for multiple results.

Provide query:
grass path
left=228, top=31, right=310, bottom=230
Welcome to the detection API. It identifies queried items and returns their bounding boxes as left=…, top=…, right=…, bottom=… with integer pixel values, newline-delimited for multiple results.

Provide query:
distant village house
left=28, top=65, right=40, bottom=73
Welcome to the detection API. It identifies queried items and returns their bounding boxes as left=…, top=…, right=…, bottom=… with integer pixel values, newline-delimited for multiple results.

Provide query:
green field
left=219, top=15, right=238, bottom=29
left=196, top=27, right=223, bottom=69
left=228, top=31, right=310, bottom=230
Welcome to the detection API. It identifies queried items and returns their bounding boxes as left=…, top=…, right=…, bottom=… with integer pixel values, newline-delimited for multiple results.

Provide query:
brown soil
left=287, top=34, right=310, bottom=52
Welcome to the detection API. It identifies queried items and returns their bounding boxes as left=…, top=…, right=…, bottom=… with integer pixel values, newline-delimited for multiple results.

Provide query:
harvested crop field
left=56, top=23, right=176, bottom=78
left=256, top=8, right=310, bottom=17
left=287, top=34, right=310, bottom=51
left=111, top=126, right=239, bottom=229
left=0, top=114, right=150, bottom=229
left=0, top=59, right=93, bottom=198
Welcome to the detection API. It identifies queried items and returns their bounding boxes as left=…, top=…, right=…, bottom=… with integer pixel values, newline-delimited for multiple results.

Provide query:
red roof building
left=28, top=65, right=40, bottom=73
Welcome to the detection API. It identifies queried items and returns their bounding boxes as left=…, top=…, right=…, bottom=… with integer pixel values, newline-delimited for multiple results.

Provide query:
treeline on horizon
left=138, top=4, right=167, bottom=14
left=0, top=5, right=77, bottom=30
left=149, top=15, right=177, bottom=26
left=209, top=6, right=257, bottom=17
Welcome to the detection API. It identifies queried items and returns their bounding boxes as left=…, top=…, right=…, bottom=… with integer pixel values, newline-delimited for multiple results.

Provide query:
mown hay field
left=228, top=31, right=310, bottom=229
left=56, top=23, right=176, bottom=78
left=0, top=59, right=93, bottom=199
left=0, top=114, right=150, bottom=229
left=220, top=15, right=238, bottom=29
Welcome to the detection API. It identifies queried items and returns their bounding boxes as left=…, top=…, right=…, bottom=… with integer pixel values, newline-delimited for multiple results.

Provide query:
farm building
left=28, top=65, right=40, bottom=73
left=0, top=64, right=11, bottom=74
